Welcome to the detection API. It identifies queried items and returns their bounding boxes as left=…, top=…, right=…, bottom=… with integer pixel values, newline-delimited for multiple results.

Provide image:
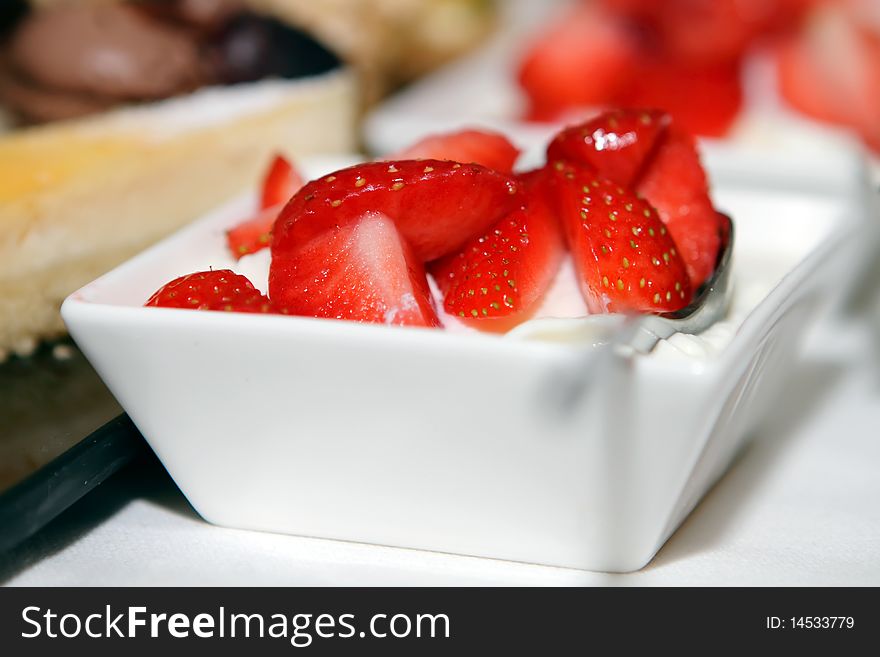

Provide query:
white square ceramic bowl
left=62, top=149, right=875, bottom=572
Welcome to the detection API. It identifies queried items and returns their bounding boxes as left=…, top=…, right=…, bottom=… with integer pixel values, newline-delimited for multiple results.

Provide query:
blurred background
left=517, top=0, right=879, bottom=149
left=3, top=0, right=877, bottom=144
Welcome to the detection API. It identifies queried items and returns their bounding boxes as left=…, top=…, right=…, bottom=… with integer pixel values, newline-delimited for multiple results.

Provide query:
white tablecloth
left=4, top=311, right=879, bottom=586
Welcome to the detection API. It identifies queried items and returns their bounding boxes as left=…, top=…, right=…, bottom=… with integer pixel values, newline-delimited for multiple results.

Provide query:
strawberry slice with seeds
left=547, top=110, right=724, bottom=285
left=552, top=166, right=692, bottom=314
left=547, top=109, right=670, bottom=186
left=390, top=129, right=521, bottom=173
left=269, top=212, right=439, bottom=327
left=145, top=270, right=278, bottom=313
left=226, top=205, right=282, bottom=259
left=432, top=170, right=565, bottom=327
left=635, top=130, right=724, bottom=286
left=272, top=160, right=521, bottom=264
left=226, top=154, right=305, bottom=259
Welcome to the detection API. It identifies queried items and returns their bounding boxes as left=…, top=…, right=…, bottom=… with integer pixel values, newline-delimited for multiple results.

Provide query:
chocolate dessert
left=0, top=0, right=340, bottom=124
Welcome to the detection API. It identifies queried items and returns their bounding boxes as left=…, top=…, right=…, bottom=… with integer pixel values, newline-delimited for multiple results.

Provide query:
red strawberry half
left=552, top=167, right=692, bottom=314
left=635, top=130, right=724, bottom=286
left=269, top=211, right=439, bottom=327
left=547, top=108, right=670, bottom=186
left=272, top=160, right=521, bottom=264
left=226, top=154, right=305, bottom=259
left=391, top=129, right=521, bottom=173
left=145, top=270, right=277, bottom=314
left=431, top=169, right=565, bottom=328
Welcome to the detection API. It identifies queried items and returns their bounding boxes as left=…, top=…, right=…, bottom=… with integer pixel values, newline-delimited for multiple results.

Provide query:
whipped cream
left=236, top=248, right=271, bottom=296
left=235, top=247, right=737, bottom=358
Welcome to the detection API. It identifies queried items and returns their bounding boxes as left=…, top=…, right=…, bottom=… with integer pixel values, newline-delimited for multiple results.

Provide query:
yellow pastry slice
left=0, top=71, right=358, bottom=358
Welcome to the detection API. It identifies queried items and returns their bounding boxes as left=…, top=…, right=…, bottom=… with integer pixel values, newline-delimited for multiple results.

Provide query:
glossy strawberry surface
left=272, top=160, right=521, bottom=265
left=547, top=109, right=670, bottom=186
left=269, top=212, right=439, bottom=327
left=145, top=270, right=277, bottom=313
left=552, top=166, right=692, bottom=314
left=432, top=170, right=565, bottom=327
left=635, top=130, right=724, bottom=286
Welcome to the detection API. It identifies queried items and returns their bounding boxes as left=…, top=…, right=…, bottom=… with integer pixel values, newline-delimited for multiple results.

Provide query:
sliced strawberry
left=145, top=270, right=277, bottom=313
left=546, top=110, right=722, bottom=285
left=431, top=170, right=565, bottom=328
left=518, top=3, right=639, bottom=121
left=390, top=129, right=521, bottom=174
left=552, top=167, right=692, bottom=314
left=269, top=212, right=439, bottom=327
left=272, top=160, right=521, bottom=264
left=546, top=109, right=670, bottom=186
left=226, top=154, right=305, bottom=259
left=635, top=130, right=723, bottom=286
left=226, top=205, right=281, bottom=259
left=260, top=154, right=304, bottom=210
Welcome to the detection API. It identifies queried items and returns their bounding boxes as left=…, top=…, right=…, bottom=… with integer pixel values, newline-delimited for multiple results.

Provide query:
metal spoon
left=623, top=213, right=734, bottom=354
left=534, top=214, right=734, bottom=413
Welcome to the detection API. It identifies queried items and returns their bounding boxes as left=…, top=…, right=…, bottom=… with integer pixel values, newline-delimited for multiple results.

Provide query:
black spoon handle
left=0, top=414, right=147, bottom=553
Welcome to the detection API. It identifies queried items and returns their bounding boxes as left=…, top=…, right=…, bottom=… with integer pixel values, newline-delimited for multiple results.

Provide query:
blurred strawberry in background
left=518, top=0, right=879, bottom=151
left=601, top=0, right=816, bottom=64
left=776, top=1, right=880, bottom=151
left=617, top=56, right=743, bottom=138
left=518, top=2, right=640, bottom=122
